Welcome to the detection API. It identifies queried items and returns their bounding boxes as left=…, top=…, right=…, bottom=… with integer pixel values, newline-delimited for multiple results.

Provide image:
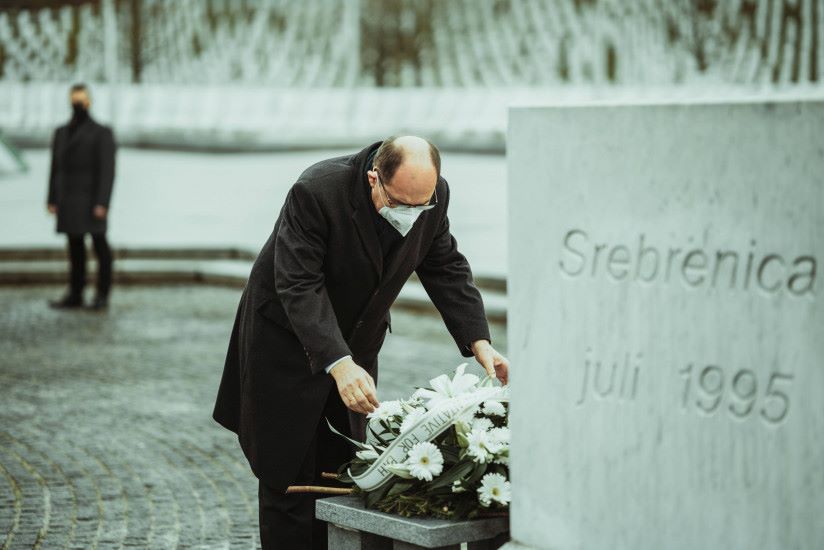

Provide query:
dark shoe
left=87, top=295, right=109, bottom=311
left=49, top=295, right=83, bottom=309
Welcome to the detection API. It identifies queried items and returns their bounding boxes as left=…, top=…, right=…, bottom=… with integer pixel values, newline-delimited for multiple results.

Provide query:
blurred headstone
left=505, top=99, right=823, bottom=549
left=0, top=132, right=27, bottom=174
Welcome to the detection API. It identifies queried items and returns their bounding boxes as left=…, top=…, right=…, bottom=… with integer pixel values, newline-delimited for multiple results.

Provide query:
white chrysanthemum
left=455, top=405, right=480, bottom=427
left=485, top=440, right=504, bottom=454
left=451, top=480, right=466, bottom=493
left=466, top=429, right=493, bottom=463
left=406, top=442, right=444, bottom=481
left=472, top=417, right=494, bottom=432
left=477, top=472, right=511, bottom=506
left=482, top=400, right=507, bottom=417
left=488, top=426, right=510, bottom=445
left=413, top=363, right=479, bottom=408
left=485, top=426, right=510, bottom=456
left=367, top=400, right=403, bottom=421
left=399, top=407, right=427, bottom=433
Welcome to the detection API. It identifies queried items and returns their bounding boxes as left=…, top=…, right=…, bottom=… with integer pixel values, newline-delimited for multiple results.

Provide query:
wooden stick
left=285, top=485, right=354, bottom=495
left=321, top=472, right=339, bottom=480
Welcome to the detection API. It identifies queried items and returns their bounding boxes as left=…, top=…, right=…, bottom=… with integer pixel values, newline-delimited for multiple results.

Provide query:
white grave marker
left=506, top=99, right=822, bottom=550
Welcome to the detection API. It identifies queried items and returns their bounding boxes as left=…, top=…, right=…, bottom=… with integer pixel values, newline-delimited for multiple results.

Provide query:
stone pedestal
left=316, top=495, right=509, bottom=549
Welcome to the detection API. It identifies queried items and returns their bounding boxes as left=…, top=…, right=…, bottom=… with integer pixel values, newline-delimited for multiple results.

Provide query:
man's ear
left=366, top=169, right=378, bottom=188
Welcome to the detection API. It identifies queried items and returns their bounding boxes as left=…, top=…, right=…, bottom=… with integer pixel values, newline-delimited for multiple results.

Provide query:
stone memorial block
left=505, top=99, right=823, bottom=550
left=316, top=495, right=509, bottom=549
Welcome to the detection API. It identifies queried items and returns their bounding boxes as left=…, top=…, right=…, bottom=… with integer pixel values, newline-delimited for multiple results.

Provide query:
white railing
left=2, top=0, right=822, bottom=88
left=2, top=82, right=820, bottom=151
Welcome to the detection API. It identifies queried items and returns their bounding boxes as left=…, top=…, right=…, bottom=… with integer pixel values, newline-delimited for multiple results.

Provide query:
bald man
left=212, top=136, right=509, bottom=549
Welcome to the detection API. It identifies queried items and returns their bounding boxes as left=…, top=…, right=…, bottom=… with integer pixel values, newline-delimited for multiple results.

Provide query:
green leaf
left=428, top=461, right=474, bottom=490
left=327, top=418, right=373, bottom=450
left=349, top=460, right=370, bottom=477
left=365, top=481, right=393, bottom=508
left=440, top=446, right=460, bottom=463
left=465, top=462, right=489, bottom=486
left=336, top=468, right=353, bottom=484
left=365, top=491, right=381, bottom=508
left=387, top=482, right=414, bottom=497
left=368, top=423, right=390, bottom=446
left=428, top=486, right=456, bottom=497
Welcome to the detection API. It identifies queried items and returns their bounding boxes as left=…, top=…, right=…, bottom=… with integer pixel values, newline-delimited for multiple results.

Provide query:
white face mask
left=379, top=203, right=434, bottom=237
left=375, top=171, right=436, bottom=237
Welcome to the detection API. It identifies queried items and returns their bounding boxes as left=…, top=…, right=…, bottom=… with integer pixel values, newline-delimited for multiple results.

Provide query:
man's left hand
left=93, top=205, right=107, bottom=219
left=471, top=339, right=509, bottom=385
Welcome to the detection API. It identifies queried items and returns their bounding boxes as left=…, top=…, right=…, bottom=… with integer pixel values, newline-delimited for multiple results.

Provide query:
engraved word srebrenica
left=560, top=229, right=817, bottom=296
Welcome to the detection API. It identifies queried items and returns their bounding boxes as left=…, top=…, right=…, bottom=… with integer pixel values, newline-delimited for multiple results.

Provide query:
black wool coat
left=47, top=117, right=116, bottom=235
left=212, top=141, right=491, bottom=491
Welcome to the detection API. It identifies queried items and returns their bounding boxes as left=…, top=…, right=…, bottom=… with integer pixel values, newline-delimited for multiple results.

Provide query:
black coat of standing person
left=212, top=136, right=511, bottom=549
left=47, top=83, right=117, bottom=310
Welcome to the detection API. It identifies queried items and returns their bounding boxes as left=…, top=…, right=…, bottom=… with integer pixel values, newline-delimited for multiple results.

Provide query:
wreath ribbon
left=329, top=385, right=508, bottom=492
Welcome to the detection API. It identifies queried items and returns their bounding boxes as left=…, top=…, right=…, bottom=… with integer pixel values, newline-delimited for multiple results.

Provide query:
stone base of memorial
left=316, top=495, right=509, bottom=549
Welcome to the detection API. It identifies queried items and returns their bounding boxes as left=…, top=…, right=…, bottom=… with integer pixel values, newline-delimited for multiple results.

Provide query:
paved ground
left=0, top=285, right=507, bottom=549
left=0, top=148, right=507, bottom=277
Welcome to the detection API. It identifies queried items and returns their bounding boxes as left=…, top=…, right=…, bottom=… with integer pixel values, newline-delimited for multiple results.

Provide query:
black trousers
left=67, top=233, right=112, bottom=299
left=258, top=389, right=354, bottom=550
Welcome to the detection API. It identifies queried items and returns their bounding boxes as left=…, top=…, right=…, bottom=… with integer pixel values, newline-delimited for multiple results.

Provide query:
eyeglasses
left=375, top=169, right=438, bottom=209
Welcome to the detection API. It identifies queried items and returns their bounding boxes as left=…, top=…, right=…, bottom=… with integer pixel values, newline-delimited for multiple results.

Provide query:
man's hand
left=47, top=204, right=57, bottom=214
left=471, top=339, right=510, bottom=385
left=330, top=357, right=379, bottom=414
left=93, top=205, right=107, bottom=219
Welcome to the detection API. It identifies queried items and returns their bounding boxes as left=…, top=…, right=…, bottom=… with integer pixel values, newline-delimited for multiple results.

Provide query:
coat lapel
left=351, top=202, right=383, bottom=280
left=62, top=117, right=94, bottom=155
left=349, top=142, right=384, bottom=281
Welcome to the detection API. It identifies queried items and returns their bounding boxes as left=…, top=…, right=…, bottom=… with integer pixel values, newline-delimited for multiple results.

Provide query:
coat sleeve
left=273, top=181, right=352, bottom=375
left=47, top=129, right=59, bottom=205
left=95, top=127, right=116, bottom=207
left=415, top=181, right=491, bottom=357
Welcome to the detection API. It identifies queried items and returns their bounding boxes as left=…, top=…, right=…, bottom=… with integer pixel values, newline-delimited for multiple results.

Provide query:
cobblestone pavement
left=0, top=285, right=507, bottom=549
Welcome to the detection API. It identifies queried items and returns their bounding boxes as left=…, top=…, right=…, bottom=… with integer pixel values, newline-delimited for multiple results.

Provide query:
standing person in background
left=47, top=83, right=117, bottom=310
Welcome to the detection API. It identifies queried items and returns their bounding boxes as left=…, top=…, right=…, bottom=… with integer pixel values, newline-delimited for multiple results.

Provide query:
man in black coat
left=47, top=83, right=117, bottom=310
left=212, top=135, right=510, bottom=549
